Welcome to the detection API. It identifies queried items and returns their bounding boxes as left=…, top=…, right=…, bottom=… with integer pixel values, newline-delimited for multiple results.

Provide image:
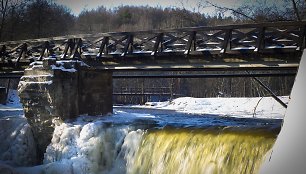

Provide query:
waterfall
left=30, top=120, right=276, bottom=174
left=129, top=128, right=275, bottom=174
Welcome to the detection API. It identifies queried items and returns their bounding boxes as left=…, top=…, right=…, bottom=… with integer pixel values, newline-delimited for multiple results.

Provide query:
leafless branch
left=205, top=1, right=257, bottom=22
left=253, top=97, right=264, bottom=118
left=291, top=0, right=301, bottom=21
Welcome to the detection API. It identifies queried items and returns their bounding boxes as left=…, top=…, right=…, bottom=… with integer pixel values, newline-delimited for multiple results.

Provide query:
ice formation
left=0, top=117, right=36, bottom=166
left=17, top=119, right=144, bottom=174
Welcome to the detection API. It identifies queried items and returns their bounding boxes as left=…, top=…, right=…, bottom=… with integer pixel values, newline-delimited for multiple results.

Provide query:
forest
left=0, top=0, right=304, bottom=42
left=0, top=0, right=304, bottom=104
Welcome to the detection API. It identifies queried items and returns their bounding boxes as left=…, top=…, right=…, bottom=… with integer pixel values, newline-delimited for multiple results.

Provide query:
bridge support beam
left=0, top=87, right=6, bottom=104
left=17, top=58, right=112, bottom=162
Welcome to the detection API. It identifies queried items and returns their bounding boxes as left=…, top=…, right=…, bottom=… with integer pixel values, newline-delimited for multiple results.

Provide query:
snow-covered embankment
left=140, top=96, right=289, bottom=119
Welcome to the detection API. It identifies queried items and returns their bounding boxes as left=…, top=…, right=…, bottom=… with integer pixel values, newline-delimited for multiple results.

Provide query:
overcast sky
left=55, top=0, right=243, bottom=16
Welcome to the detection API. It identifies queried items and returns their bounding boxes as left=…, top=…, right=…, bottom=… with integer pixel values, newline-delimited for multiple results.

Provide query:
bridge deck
left=0, top=21, right=305, bottom=72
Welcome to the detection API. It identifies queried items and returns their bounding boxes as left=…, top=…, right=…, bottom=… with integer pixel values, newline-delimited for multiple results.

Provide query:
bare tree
left=290, top=0, right=306, bottom=21
left=292, top=0, right=301, bottom=20
left=0, top=0, right=28, bottom=41
left=0, top=0, right=10, bottom=41
left=204, top=1, right=257, bottom=22
left=184, top=0, right=304, bottom=22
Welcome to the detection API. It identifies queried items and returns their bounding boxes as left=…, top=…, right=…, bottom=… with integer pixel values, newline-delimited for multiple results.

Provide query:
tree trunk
left=292, top=0, right=301, bottom=21
left=0, top=0, right=9, bottom=41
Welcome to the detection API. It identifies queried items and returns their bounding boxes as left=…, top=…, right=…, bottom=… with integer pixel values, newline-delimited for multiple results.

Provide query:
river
left=0, top=104, right=281, bottom=174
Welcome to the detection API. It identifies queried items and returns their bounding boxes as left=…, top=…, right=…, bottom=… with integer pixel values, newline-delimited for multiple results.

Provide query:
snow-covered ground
left=134, top=96, right=289, bottom=119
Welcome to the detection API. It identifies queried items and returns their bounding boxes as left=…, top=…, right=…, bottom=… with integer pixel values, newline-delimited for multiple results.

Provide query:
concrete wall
left=18, top=59, right=113, bottom=162
left=78, top=69, right=112, bottom=116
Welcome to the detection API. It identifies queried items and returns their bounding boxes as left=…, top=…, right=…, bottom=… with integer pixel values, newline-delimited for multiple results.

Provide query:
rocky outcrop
left=18, top=58, right=112, bottom=162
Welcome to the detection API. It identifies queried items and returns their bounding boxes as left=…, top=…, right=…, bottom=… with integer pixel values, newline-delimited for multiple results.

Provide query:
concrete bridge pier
left=18, top=58, right=112, bottom=162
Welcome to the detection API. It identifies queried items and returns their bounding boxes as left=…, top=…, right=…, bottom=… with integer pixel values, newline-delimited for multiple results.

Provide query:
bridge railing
left=96, top=21, right=305, bottom=56
left=0, top=21, right=305, bottom=68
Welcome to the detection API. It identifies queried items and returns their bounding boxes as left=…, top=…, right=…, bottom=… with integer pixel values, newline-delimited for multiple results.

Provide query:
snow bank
left=142, top=96, right=289, bottom=119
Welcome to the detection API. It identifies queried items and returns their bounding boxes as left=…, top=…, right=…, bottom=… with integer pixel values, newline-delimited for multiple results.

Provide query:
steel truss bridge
left=0, top=21, right=304, bottom=72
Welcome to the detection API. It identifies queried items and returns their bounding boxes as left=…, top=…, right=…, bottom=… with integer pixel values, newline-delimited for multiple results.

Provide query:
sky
left=55, top=0, right=243, bottom=16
